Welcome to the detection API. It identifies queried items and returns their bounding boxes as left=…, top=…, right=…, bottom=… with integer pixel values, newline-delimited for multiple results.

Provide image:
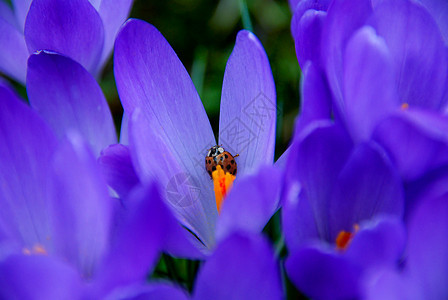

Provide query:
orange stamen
left=335, top=224, right=359, bottom=251
left=401, top=103, right=409, bottom=110
left=212, top=165, right=235, bottom=213
left=22, top=244, right=48, bottom=256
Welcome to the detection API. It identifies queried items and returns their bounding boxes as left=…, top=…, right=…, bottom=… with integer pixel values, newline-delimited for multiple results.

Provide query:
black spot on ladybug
left=220, top=156, right=224, bottom=161
left=212, top=166, right=216, bottom=171
left=208, top=170, right=212, bottom=176
left=226, top=164, right=231, bottom=170
left=231, top=160, right=235, bottom=164
left=232, top=170, right=236, bottom=175
left=225, top=154, right=229, bottom=159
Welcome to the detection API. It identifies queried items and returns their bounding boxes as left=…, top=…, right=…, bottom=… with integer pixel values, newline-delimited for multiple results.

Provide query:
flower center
left=22, top=244, right=47, bottom=256
left=335, top=224, right=359, bottom=251
left=400, top=102, right=409, bottom=110
left=212, top=165, right=235, bottom=213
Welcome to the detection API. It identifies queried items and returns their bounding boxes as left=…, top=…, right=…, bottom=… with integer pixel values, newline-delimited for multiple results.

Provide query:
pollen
left=400, top=102, right=409, bottom=110
left=335, top=224, right=359, bottom=251
left=212, top=165, right=235, bottom=213
left=22, top=244, right=48, bottom=256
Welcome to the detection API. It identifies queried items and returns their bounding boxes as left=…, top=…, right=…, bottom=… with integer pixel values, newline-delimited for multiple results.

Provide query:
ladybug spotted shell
left=205, top=151, right=237, bottom=178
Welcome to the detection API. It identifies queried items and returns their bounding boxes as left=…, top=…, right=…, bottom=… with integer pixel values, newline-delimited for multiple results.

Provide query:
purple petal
left=323, top=0, right=372, bottom=106
left=289, top=0, right=331, bottom=13
left=129, top=109, right=216, bottom=249
left=98, top=144, right=140, bottom=199
left=216, top=165, right=282, bottom=242
left=114, top=19, right=215, bottom=190
left=50, top=132, right=113, bottom=278
left=0, top=254, right=82, bottom=299
left=24, top=0, right=104, bottom=74
left=218, top=30, right=276, bottom=175
left=11, top=0, right=32, bottom=32
left=193, top=233, right=282, bottom=300
left=343, top=26, right=398, bottom=141
left=120, top=113, right=129, bottom=144
left=407, top=193, right=448, bottom=299
left=328, top=142, right=404, bottom=240
left=97, top=0, right=134, bottom=68
left=0, top=81, right=57, bottom=249
left=364, top=268, right=416, bottom=300
left=294, top=62, right=332, bottom=135
left=104, top=282, right=189, bottom=300
left=286, top=246, right=362, bottom=300
left=344, top=216, right=406, bottom=270
left=94, top=182, right=202, bottom=295
left=0, top=17, right=28, bottom=83
left=373, top=109, right=448, bottom=180
left=290, top=121, right=353, bottom=241
left=417, top=0, right=448, bottom=44
left=282, top=181, right=320, bottom=252
left=371, top=0, right=447, bottom=110
left=27, top=51, right=116, bottom=156
left=0, top=2, right=18, bottom=28
left=291, top=8, right=326, bottom=68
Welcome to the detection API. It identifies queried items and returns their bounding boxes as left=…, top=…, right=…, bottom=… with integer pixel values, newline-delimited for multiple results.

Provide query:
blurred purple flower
left=100, top=19, right=280, bottom=253
left=365, top=192, right=448, bottom=300
left=282, top=120, right=406, bottom=299
left=105, top=232, right=283, bottom=300
left=0, top=0, right=134, bottom=83
left=0, top=81, right=197, bottom=298
left=292, top=0, right=448, bottom=182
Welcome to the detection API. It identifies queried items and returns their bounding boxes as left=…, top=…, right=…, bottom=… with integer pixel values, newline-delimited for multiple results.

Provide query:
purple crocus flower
left=0, top=0, right=134, bottom=83
left=100, top=19, right=280, bottom=253
left=292, top=0, right=448, bottom=184
left=0, top=81, right=198, bottom=298
left=105, top=232, right=283, bottom=300
left=26, top=50, right=117, bottom=157
left=364, top=192, right=448, bottom=300
left=282, top=120, right=406, bottom=299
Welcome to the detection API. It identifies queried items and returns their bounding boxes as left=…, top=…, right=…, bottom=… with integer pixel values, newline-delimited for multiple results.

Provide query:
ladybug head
left=207, top=145, right=224, bottom=157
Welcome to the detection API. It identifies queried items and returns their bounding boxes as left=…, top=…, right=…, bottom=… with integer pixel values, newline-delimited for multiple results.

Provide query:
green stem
left=239, top=0, right=253, bottom=31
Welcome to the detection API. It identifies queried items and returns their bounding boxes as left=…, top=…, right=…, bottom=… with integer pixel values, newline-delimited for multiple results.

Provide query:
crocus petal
left=97, top=0, right=134, bottom=68
left=0, top=81, right=57, bottom=248
left=50, top=132, right=113, bottom=278
left=0, top=254, right=82, bottom=299
left=282, top=181, right=320, bottom=252
left=323, top=0, right=372, bottom=106
left=27, top=51, right=116, bottom=156
left=193, top=233, right=282, bottom=300
left=417, top=0, right=448, bottom=44
left=114, top=19, right=215, bottom=189
left=371, top=0, right=447, bottom=109
left=11, top=0, right=32, bottom=32
left=98, top=144, right=140, bottom=199
left=294, top=62, right=332, bottom=135
left=24, top=0, right=105, bottom=75
left=129, top=109, right=216, bottom=249
left=216, top=165, right=282, bottom=242
left=104, top=282, right=189, bottom=300
left=291, top=8, right=326, bottom=68
left=407, top=192, right=448, bottom=299
left=289, top=121, right=353, bottom=241
left=373, top=109, right=448, bottom=180
left=286, top=246, right=361, bottom=300
left=344, top=216, right=406, bottom=270
left=94, top=182, right=203, bottom=296
left=218, top=30, right=276, bottom=175
left=364, top=268, right=416, bottom=300
left=328, top=142, right=404, bottom=240
left=289, top=0, right=331, bottom=13
left=343, top=26, right=398, bottom=141
left=0, top=17, right=28, bottom=83
left=0, top=2, right=18, bottom=28
left=120, top=113, right=129, bottom=145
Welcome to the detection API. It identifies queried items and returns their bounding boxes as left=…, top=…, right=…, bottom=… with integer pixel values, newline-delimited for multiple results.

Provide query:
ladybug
left=205, top=145, right=239, bottom=178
